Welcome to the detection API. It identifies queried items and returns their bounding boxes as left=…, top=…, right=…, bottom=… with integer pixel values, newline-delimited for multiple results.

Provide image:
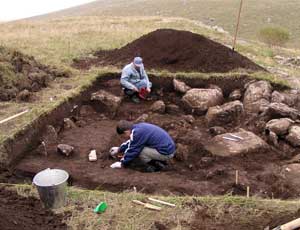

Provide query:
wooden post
left=235, top=170, right=239, bottom=185
left=246, top=186, right=250, bottom=198
left=232, top=0, right=244, bottom=51
left=0, top=109, right=29, bottom=125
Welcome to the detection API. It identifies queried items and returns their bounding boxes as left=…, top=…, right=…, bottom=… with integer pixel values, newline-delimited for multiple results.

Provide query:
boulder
left=286, top=126, right=300, bottom=147
left=166, top=104, right=181, bottom=114
left=271, top=91, right=299, bottom=107
left=229, top=89, right=242, bottom=101
left=150, top=100, right=165, bottom=113
left=265, top=118, right=294, bottom=136
left=206, top=100, right=243, bottom=126
left=208, top=84, right=223, bottom=94
left=63, top=118, right=77, bottom=130
left=243, top=80, right=272, bottom=114
left=174, top=143, right=190, bottom=161
left=209, top=126, right=227, bottom=136
left=182, top=88, right=224, bottom=115
left=264, top=103, right=300, bottom=120
left=42, top=125, right=58, bottom=147
left=205, top=131, right=268, bottom=157
left=57, top=144, right=74, bottom=157
left=173, top=79, right=191, bottom=93
left=91, top=90, right=122, bottom=115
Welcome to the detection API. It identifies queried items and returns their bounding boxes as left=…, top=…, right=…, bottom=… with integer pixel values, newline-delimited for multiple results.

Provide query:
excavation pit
left=3, top=74, right=300, bottom=199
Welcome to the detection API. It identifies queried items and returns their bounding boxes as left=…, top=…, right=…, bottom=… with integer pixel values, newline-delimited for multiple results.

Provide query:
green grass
left=34, top=0, right=300, bottom=49
left=3, top=183, right=300, bottom=230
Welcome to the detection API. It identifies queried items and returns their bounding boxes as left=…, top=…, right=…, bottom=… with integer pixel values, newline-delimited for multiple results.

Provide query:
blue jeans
left=123, top=80, right=152, bottom=96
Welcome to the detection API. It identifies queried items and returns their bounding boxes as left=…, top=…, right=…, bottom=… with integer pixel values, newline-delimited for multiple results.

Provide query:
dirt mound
left=0, top=46, right=70, bottom=101
left=0, top=185, right=67, bottom=230
left=73, top=29, right=264, bottom=73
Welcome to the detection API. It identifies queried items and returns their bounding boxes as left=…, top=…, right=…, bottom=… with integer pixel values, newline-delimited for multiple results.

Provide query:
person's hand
left=109, top=147, right=119, bottom=158
left=110, top=161, right=122, bottom=169
left=147, top=87, right=151, bottom=93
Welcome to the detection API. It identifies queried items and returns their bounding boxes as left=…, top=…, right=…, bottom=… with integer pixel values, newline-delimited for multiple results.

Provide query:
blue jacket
left=119, top=123, right=176, bottom=166
left=120, top=63, right=150, bottom=90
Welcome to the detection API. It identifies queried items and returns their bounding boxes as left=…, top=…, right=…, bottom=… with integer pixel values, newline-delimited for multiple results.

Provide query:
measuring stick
left=0, top=109, right=29, bottom=125
left=148, top=198, right=176, bottom=207
left=132, top=200, right=162, bottom=211
left=235, top=170, right=239, bottom=185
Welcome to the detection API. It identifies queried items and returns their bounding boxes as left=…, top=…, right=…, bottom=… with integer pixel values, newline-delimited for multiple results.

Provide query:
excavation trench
left=1, top=74, right=298, bottom=199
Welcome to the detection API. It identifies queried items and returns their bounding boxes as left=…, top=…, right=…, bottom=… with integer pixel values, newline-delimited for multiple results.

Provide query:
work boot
left=131, top=95, right=140, bottom=104
left=147, top=160, right=167, bottom=171
left=143, top=165, right=157, bottom=173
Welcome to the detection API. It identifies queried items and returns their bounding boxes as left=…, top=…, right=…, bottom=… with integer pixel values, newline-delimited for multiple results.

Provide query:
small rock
left=63, top=118, right=77, bottom=130
left=286, top=126, right=300, bottom=147
left=173, top=79, right=191, bottom=93
left=268, top=131, right=279, bottom=147
left=209, top=126, right=226, bottom=136
left=150, top=100, right=165, bottom=113
left=57, top=144, right=74, bottom=156
left=182, top=115, right=195, bottom=124
left=229, top=89, right=242, bottom=101
left=135, top=114, right=149, bottom=123
left=16, top=89, right=31, bottom=102
left=166, top=104, right=181, bottom=114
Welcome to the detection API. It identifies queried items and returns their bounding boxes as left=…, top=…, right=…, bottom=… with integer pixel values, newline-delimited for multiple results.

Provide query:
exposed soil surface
left=0, top=46, right=70, bottom=101
left=0, top=185, right=67, bottom=230
left=13, top=76, right=300, bottom=200
left=73, top=29, right=264, bottom=73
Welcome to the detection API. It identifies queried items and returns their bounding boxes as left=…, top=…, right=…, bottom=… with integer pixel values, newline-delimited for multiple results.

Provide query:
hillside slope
left=32, top=0, right=300, bottom=48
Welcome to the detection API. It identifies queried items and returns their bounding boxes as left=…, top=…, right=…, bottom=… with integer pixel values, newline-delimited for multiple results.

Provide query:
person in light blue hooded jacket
left=120, top=57, right=152, bottom=103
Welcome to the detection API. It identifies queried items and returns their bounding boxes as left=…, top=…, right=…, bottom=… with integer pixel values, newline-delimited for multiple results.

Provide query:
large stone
left=150, top=100, right=165, bottom=113
left=57, top=144, right=74, bottom=157
left=16, top=89, right=32, bottom=102
left=205, top=100, right=243, bottom=126
left=205, top=131, right=268, bottom=157
left=286, top=126, right=300, bottom=147
left=182, top=88, right=224, bottom=115
left=243, top=80, right=272, bottom=114
left=271, top=91, right=299, bottom=107
left=42, top=125, right=58, bottom=146
left=265, top=118, right=294, bottom=136
left=264, top=103, right=300, bottom=120
left=229, top=89, right=242, bottom=101
left=173, top=79, right=191, bottom=93
left=91, top=90, right=122, bottom=114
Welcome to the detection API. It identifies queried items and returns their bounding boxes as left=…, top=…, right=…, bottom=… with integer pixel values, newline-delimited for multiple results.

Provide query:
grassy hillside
left=33, top=0, right=300, bottom=48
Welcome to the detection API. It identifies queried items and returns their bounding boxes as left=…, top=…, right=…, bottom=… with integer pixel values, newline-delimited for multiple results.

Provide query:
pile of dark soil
left=0, top=185, right=67, bottom=230
left=0, top=46, right=70, bottom=101
left=73, top=29, right=264, bottom=73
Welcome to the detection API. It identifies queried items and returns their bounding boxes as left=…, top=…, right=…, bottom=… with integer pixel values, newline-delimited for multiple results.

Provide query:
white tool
left=222, top=137, right=239, bottom=142
left=228, top=133, right=244, bottom=140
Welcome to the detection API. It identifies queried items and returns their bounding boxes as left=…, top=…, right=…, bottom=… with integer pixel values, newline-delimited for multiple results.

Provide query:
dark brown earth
left=0, top=46, right=70, bottom=101
left=0, top=185, right=67, bottom=230
left=73, top=29, right=264, bottom=73
left=12, top=76, right=300, bottom=200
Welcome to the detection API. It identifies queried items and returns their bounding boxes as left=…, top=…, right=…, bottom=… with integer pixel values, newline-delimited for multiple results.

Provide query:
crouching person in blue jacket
left=110, top=120, right=176, bottom=172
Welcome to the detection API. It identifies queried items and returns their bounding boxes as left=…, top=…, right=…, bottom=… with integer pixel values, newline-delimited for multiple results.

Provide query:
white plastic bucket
left=33, top=168, right=69, bottom=209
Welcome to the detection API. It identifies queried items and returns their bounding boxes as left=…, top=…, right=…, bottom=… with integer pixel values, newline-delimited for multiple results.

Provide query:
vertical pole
left=232, top=0, right=244, bottom=51
left=235, top=170, right=239, bottom=185
left=246, top=186, right=250, bottom=198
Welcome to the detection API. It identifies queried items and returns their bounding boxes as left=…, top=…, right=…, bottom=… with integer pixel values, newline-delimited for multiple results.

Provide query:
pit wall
left=0, top=72, right=281, bottom=169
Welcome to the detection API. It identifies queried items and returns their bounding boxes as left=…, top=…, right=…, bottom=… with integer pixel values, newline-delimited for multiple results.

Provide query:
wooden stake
left=232, top=0, right=244, bottom=51
left=235, top=170, right=239, bottom=185
left=246, top=186, right=250, bottom=198
left=272, top=217, right=300, bottom=230
left=132, top=200, right=162, bottom=211
left=148, top=198, right=176, bottom=207
left=0, top=109, right=29, bottom=125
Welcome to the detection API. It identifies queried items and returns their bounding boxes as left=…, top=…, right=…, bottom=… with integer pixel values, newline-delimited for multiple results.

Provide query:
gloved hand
left=110, top=161, right=122, bottom=169
left=109, top=147, right=119, bottom=158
